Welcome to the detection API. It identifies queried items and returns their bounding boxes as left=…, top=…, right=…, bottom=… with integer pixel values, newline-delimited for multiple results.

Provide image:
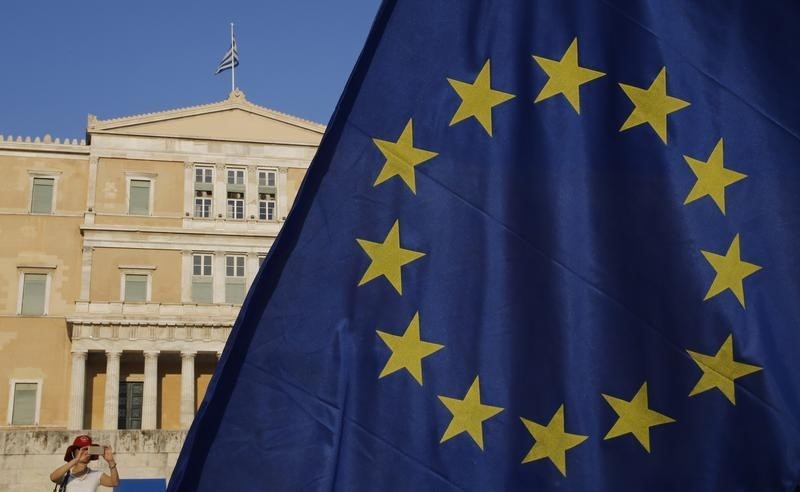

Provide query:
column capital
left=71, top=349, right=89, bottom=359
left=105, top=350, right=122, bottom=359
left=181, top=350, right=198, bottom=359
left=144, top=350, right=160, bottom=359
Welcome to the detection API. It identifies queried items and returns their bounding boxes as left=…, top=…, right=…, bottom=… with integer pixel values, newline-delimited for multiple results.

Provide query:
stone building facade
left=0, top=91, right=323, bottom=490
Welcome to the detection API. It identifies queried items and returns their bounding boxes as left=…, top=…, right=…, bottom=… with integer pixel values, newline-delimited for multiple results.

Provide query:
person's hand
left=103, top=446, right=115, bottom=463
left=75, top=447, right=90, bottom=463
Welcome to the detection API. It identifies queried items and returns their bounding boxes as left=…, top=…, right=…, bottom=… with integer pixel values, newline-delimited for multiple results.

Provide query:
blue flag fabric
left=169, top=1, right=800, bottom=490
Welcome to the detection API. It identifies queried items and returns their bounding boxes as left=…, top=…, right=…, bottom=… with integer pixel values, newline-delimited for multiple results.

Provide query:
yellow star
left=356, top=220, right=425, bottom=295
left=701, top=234, right=762, bottom=307
left=619, top=67, right=690, bottom=144
left=602, top=382, right=675, bottom=452
left=684, top=138, right=747, bottom=215
left=372, top=119, right=438, bottom=194
left=447, top=59, right=515, bottom=136
left=376, top=312, right=444, bottom=385
left=520, top=404, right=588, bottom=477
left=532, top=37, right=605, bottom=114
left=438, top=376, right=504, bottom=450
left=687, top=335, right=762, bottom=405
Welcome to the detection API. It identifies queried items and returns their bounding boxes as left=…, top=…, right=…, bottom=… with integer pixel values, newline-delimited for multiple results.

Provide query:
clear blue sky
left=0, top=0, right=381, bottom=141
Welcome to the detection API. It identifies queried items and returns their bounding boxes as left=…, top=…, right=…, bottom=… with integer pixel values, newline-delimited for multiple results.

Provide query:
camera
left=87, top=445, right=104, bottom=455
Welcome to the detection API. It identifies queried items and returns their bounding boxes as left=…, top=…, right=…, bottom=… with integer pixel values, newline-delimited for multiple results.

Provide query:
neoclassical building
left=0, top=91, right=323, bottom=490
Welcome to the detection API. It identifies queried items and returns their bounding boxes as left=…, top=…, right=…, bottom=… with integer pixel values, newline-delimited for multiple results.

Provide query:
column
left=214, top=163, right=226, bottom=221
left=213, top=252, right=226, bottom=304
left=142, top=350, right=159, bottom=430
left=79, top=247, right=93, bottom=301
left=180, top=351, right=197, bottom=429
left=103, top=350, right=122, bottom=430
left=277, top=167, right=289, bottom=221
left=67, top=350, right=88, bottom=430
left=181, top=250, right=192, bottom=303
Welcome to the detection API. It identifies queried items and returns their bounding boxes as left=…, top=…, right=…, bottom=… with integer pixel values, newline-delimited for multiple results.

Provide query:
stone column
left=103, top=350, right=122, bottom=430
left=277, top=168, right=289, bottom=221
left=67, top=350, right=88, bottom=430
left=180, top=351, right=197, bottom=429
left=142, top=350, right=159, bottom=430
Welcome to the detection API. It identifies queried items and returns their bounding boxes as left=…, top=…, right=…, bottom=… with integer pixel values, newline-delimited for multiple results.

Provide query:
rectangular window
left=258, top=199, right=276, bottom=221
left=195, top=167, right=213, bottom=184
left=258, top=256, right=266, bottom=268
left=124, top=274, right=148, bottom=302
left=118, top=381, right=143, bottom=430
left=226, top=169, right=245, bottom=185
left=192, top=254, right=213, bottom=304
left=226, top=195, right=244, bottom=219
left=225, top=255, right=246, bottom=304
left=11, top=382, right=38, bottom=425
left=129, top=179, right=151, bottom=215
left=20, top=273, right=47, bottom=316
left=194, top=196, right=212, bottom=218
left=258, top=169, right=276, bottom=188
left=194, top=166, right=213, bottom=218
left=31, top=177, right=54, bottom=214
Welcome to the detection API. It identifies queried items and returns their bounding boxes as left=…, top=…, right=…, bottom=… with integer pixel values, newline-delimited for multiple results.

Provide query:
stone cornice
left=89, top=89, right=326, bottom=135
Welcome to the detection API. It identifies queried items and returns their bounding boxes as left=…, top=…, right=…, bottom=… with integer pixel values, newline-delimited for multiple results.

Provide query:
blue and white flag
left=214, top=37, right=238, bottom=74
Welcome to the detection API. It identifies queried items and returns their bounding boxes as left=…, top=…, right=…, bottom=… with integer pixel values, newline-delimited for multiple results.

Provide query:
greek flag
left=214, top=37, right=238, bottom=74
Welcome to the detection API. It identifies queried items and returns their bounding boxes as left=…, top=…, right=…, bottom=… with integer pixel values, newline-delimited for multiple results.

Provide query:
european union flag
left=169, top=1, right=800, bottom=490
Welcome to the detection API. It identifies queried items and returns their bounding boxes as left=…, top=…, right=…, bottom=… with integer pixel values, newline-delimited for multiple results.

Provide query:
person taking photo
left=49, top=435, right=120, bottom=491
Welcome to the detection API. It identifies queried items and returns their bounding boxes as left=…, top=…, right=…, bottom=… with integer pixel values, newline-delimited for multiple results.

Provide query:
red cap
left=63, top=435, right=99, bottom=462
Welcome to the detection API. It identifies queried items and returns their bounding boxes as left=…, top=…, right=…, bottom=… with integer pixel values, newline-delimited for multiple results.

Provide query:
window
left=194, top=166, right=213, bottom=218
left=31, top=177, right=55, bottom=213
left=9, top=381, right=40, bottom=425
left=225, top=255, right=245, bottom=304
left=258, top=169, right=276, bottom=188
left=124, top=274, right=148, bottom=302
left=195, top=167, right=213, bottom=184
left=258, top=199, right=276, bottom=221
left=20, top=273, right=47, bottom=315
left=129, top=179, right=151, bottom=215
left=227, top=169, right=245, bottom=185
left=226, top=168, right=245, bottom=220
left=258, top=169, right=277, bottom=221
left=192, top=254, right=213, bottom=304
left=226, top=196, right=244, bottom=219
left=118, top=382, right=143, bottom=430
left=258, top=255, right=266, bottom=268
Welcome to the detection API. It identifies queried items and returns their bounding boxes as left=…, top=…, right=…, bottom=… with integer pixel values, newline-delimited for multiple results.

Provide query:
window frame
left=29, top=175, right=57, bottom=214
left=258, top=169, right=277, bottom=188
left=226, top=168, right=245, bottom=186
left=119, top=267, right=154, bottom=303
left=224, top=255, right=246, bottom=304
left=16, top=268, right=53, bottom=316
left=6, top=378, right=42, bottom=426
left=191, top=253, right=214, bottom=304
left=125, top=173, right=156, bottom=216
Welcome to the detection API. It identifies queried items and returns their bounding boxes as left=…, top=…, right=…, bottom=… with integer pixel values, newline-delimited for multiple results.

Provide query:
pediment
left=88, top=91, right=325, bottom=146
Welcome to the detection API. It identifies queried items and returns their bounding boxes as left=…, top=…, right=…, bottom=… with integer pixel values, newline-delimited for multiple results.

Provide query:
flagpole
left=230, top=22, right=235, bottom=92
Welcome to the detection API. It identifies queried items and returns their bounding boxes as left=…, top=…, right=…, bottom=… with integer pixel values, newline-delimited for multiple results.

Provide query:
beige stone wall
left=0, top=318, right=71, bottom=428
left=287, top=167, right=306, bottom=212
left=89, top=248, right=182, bottom=304
left=0, top=215, right=83, bottom=315
left=0, top=154, right=88, bottom=214
left=93, top=158, right=184, bottom=217
left=195, top=356, right=216, bottom=411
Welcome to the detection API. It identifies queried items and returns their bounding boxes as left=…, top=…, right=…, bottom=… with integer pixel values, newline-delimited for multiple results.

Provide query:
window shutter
left=192, top=277, right=213, bottom=304
left=11, top=383, right=37, bottom=425
left=21, top=274, right=47, bottom=315
left=129, top=180, right=151, bottom=215
left=31, top=178, right=54, bottom=213
left=225, top=278, right=245, bottom=304
left=125, top=274, right=148, bottom=302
